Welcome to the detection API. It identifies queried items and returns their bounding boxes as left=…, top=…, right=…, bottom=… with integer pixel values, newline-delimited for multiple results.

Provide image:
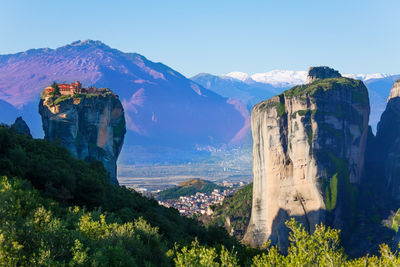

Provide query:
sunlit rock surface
left=39, top=86, right=126, bottom=184
left=243, top=67, right=370, bottom=249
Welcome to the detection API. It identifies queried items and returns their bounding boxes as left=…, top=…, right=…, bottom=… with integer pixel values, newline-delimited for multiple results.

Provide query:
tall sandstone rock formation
left=375, top=79, right=400, bottom=200
left=243, top=67, right=370, bottom=249
left=39, top=86, right=126, bottom=185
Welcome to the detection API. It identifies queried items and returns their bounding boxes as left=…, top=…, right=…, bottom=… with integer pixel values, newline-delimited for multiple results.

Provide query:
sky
left=1, top=0, right=400, bottom=77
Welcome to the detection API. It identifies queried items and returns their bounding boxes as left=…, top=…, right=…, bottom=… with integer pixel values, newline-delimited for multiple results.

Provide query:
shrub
left=54, top=95, right=72, bottom=105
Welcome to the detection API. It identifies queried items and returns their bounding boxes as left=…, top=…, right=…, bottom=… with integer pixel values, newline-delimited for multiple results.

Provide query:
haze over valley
left=1, top=41, right=399, bottom=191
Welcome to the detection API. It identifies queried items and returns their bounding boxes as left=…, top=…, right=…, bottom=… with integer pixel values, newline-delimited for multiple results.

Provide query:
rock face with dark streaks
left=375, top=79, right=400, bottom=200
left=39, top=83, right=126, bottom=184
left=243, top=67, right=370, bottom=249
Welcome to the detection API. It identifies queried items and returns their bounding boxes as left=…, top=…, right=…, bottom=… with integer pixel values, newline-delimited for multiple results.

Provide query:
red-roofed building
left=45, top=81, right=85, bottom=95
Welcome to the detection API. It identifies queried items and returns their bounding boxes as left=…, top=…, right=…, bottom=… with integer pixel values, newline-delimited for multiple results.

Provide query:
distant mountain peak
left=222, top=70, right=308, bottom=87
left=219, top=70, right=395, bottom=87
left=69, top=39, right=107, bottom=47
left=251, top=70, right=307, bottom=87
left=224, top=71, right=253, bottom=82
left=343, top=73, right=393, bottom=81
left=190, top=73, right=214, bottom=79
left=57, top=40, right=113, bottom=53
left=0, top=40, right=247, bottom=148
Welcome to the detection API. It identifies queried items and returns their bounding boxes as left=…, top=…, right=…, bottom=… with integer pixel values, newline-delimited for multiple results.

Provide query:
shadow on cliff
left=253, top=124, right=399, bottom=258
left=269, top=209, right=325, bottom=252
left=270, top=205, right=396, bottom=257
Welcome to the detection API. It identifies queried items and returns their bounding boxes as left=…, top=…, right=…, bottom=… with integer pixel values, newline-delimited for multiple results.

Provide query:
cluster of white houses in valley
left=158, top=188, right=236, bottom=216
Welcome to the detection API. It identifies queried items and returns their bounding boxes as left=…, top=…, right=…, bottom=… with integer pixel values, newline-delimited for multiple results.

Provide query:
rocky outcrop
left=0, top=40, right=246, bottom=149
left=306, top=66, right=341, bottom=84
left=243, top=68, right=370, bottom=249
left=39, top=86, right=126, bottom=184
left=387, top=79, right=400, bottom=101
left=11, top=117, right=32, bottom=137
left=375, top=79, right=400, bottom=200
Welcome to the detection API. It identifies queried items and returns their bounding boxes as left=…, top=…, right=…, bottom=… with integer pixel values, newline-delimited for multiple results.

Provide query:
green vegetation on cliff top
left=53, top=94, right=73, bottom=105
left=257, top=77, right=368, bottom=117
left=158, top=178, right=226, bottom=200
left=284, top=77, right=368, bottom=101
left=44, top=88, right=116, bottom=106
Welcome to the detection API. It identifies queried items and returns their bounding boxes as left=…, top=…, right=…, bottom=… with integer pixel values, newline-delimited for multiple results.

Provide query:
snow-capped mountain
left=224, top=71, right=252, bottom=82
left=192, top=70, right=400, bottom=131
left=191, top=73, right=281, bottom=110
left=251, top=70, right=308, bottom=87
left=224, top=70, right=308, bottom=87
left=343, top=73, right=393, bottom=81
left=223, top=70, right=395, bottom=87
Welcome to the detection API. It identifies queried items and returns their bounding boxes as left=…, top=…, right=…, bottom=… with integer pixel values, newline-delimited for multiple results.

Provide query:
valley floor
left=117, top=162, right=252, bottom=191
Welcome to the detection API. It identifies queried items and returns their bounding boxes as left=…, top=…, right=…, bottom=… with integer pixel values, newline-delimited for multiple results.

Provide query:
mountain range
left=0, top=40, right=248, bottom=163
left=1, top=40, right=399, bottom=164
left=191, top=70, right=400, bottom=131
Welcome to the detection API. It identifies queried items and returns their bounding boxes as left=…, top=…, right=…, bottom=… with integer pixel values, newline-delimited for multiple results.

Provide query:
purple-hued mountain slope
left=0, top=40, right=248, bottom=152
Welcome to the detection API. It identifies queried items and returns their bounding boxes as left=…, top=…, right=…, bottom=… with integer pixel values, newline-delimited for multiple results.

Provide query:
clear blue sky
left=1, top=0, right=399, bottom=77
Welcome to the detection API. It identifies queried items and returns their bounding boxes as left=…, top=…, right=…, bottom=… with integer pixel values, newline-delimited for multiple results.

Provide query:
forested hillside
left=2, top=125, right=400, bottom=266
left=0, top=125, right=247, bottom=265
left=201, top=183, right=253, bottom=239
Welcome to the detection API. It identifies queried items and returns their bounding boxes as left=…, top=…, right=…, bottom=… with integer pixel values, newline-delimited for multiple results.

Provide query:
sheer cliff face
left=244, top=70, right=370, bottom=249
left=39, top=89, right=126, bottom=184
left=376, top=80, right=400, bottom=199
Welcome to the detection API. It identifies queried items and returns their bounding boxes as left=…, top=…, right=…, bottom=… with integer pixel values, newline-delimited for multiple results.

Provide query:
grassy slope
left=158, top=178, right=226, bottom=200
left=284, top=77, right=367, bottom=99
